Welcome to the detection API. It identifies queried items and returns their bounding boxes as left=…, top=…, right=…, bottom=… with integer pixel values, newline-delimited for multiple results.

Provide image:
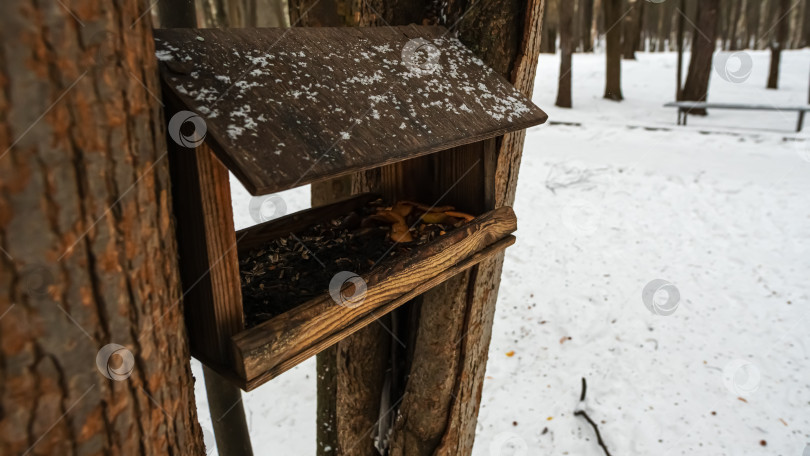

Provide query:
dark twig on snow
left=575, top=377, right=613, bottom=456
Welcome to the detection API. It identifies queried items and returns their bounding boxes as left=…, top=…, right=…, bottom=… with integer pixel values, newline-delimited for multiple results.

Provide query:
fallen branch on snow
left=574, top=377, right=613, bottom=456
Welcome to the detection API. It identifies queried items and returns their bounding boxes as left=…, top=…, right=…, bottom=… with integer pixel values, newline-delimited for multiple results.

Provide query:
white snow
left=192, top=49, right=810, bottom=455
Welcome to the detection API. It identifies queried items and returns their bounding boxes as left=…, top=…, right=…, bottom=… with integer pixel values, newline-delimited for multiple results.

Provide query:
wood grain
left=240, top=235, right=515, bottom=391
left=153, top=26, right=547, bottom=195
left=230, top=207, right=517, bottom=388
left=168, top=137, right=244, bottom=365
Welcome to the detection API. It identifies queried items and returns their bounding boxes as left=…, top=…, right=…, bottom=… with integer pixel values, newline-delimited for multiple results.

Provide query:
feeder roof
left=154, top=26, right=547, bottom=195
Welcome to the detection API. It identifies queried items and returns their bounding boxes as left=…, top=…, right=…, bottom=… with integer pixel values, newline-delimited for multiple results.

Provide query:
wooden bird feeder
left=154, top=26, right=547, bottom=391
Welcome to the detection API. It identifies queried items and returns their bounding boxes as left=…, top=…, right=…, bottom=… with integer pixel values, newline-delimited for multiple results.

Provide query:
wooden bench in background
left=664, top=101, right=810, bottom=132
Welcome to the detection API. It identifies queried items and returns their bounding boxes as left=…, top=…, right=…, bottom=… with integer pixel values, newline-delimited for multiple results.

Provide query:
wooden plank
left=168, top=137, right=244, bottom=364
left=153, top=26, right=548, bottom=195
left=230, top=206, right=517, bottom=384
left=664, top=101, right=810, bottom=111
left=240, top=235, right=516, bottom=390
left=235, top=193, right=377, bottom=255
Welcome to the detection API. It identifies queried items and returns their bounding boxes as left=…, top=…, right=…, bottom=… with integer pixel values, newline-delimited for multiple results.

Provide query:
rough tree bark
left=0, top=1, right=204, bottom=455
left=288, top=1, right=547, bottom=455
left=556, top=0, right=574, bottom=107
left=767, top=0, right=791, bottom=89
left=681, top=0, right=719, bottom=115
left=603, top=0, right=624, bottom=100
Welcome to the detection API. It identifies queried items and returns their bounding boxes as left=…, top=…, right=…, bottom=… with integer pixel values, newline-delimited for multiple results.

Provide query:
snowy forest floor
left=192, top=49, right=810, bottom=455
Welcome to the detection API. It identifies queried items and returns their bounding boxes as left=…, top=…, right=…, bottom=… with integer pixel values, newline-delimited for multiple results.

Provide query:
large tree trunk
left=0, top=1, right=204, bottom=455
left=603, top=0, right=624, bottom=100
left=289, top=1, right=546, bottom=455
left=556, top=0, right=574, bottom=107
left=768, top=0, right=791, bottom=89
left=681, top=0, right=720, bottom=115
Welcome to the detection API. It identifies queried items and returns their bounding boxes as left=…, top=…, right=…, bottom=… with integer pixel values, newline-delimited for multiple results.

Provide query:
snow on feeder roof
left=154, top=25, right=547, bottom=196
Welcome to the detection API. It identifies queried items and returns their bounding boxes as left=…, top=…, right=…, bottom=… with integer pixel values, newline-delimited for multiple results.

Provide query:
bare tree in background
left=681, top=0, right=719, bottom=115
left=603, top=0, right=623, bottom=100
left=623, top=0, right=644, bottom=59
left=557, top=0, right=575, bottom=107
left=768, top=0, right=791, bottom=89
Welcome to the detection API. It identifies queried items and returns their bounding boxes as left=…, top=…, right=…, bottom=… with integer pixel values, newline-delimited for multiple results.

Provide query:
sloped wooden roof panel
left=154, top=26, right=547, bottom=195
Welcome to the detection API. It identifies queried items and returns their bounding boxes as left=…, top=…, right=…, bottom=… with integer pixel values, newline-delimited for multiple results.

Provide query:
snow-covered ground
left=193, top=49, right=810, bottom=455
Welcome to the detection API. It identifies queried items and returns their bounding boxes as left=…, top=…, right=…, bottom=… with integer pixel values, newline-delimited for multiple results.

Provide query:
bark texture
left=681, top=0, right=719, bottom=114
left=603, top=0, right=623, bottom=100
left=556, top=0, right=574, bottom=107
left=0, top=1, right=204, bottom=455
left=622, top=0, right=644, bottom=59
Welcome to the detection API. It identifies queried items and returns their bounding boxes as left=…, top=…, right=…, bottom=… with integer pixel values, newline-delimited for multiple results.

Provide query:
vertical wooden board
left=169, top=140, right=244, bottom=364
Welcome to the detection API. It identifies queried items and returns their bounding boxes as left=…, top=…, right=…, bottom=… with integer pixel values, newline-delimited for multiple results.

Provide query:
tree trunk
left=728, top=0, right=742, bottom=50
left=768, top=0, right=791, bottom=89
left=581, top=0, right=595, bottom=51
left=0, top=1, right=205, bottom=455
left=541, top=0, right=559, bottom=53
left=681, top=0, right=719, bottom=115
left=677, top=0, right=687, bottom=100
left=200, top=0, right=289, bottom=27
left=557, top=0, right=574, bottom=107
left=603, top=0, right=624, bottom=100
left=623, top=0, right=644, bottom=59
left=289, top=1, right=547, bottom=455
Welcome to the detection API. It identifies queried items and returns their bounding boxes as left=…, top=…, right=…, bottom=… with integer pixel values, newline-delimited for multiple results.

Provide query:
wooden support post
left=798, top=111, right=805, bottom=132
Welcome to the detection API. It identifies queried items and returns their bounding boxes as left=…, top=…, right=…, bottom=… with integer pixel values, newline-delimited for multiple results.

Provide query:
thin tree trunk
left=603, top=0, right=624, bottom=100
left=681, top=0, right=720, bottom=114
left=623, top=0, right=644, bottom=59
left=768, top=0, right=791, bottom=89
left=0, top=1, right=205, bottom=455
left=557, top=0, right=574, bottom=107
left=728, top=0, right=742, bottom=50
left=677, top=0, right=686, bottom=100
left=581, top=0, right=595, bottom=50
